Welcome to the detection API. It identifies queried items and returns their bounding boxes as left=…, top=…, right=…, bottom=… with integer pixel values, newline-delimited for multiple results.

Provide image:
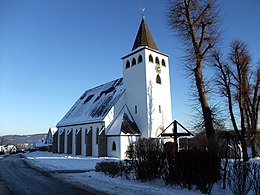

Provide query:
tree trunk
left=240, top=137, right=249, bottom=161
left=250, top=134, right=258, bottom=158
left=250, top=97, right=259, bottom=158
left=194, top=61, right=216, bottom=151
left=239, top=103, right=249, bottom=162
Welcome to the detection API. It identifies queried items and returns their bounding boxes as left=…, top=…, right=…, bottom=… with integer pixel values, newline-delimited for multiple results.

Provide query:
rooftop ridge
left=81, top=77, right=123, bottom=95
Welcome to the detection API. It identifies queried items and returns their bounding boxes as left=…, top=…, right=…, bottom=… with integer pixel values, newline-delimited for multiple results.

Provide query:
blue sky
left=0, top=0, right=260, bottom=136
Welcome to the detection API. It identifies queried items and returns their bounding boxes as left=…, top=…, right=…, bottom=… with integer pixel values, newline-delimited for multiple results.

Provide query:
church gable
left=57, top=78, right=124, bottom=127
left=106, top=105, right=141, bottom=136
left=121, top=106, right=140, bottom=135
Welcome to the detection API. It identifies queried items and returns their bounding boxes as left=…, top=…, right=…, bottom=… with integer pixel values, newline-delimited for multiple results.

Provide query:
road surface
left=0, top=154, right=103, bottom=195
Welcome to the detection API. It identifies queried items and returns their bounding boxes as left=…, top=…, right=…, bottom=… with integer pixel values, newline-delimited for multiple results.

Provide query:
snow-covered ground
left=24, top=151, right=259, bottom=195
left=25, top=151, right=116, bottom=171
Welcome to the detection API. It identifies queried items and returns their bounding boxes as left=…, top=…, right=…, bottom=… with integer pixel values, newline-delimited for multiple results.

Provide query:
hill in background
left=0, top=134, right=46, bottom=149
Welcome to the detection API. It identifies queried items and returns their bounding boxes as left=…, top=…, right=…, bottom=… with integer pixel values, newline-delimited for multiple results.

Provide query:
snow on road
left=24, top=151, right=202, bottom=195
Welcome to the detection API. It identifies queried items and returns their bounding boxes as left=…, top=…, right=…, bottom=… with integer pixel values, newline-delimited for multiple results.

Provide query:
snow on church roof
left=57, top=78, right=124, bottom=127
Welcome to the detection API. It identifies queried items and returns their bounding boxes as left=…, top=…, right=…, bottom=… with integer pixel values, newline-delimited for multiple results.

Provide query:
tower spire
left=132, top=10, right=158, bottom=51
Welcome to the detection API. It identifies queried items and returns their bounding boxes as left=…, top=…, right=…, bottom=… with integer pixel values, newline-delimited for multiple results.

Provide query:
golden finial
left=139, top=7, right=145, bottom=18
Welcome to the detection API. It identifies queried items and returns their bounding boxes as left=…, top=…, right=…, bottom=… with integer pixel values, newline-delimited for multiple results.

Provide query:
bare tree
left=168, top=0, right=220, bottom=150
left=245, top=63, right=260, bottom=158
left=213, top=40, right=260, bottom=161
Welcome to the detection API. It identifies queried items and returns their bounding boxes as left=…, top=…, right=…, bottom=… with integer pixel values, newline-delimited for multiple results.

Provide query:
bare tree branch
left=213, top=40, right=259, bottom=160
left=168, top=0, right=221, bottom=151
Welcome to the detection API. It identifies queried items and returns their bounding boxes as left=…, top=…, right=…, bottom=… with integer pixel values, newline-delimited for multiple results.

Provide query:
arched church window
left=96, top=128, right=99, bottom=144
left=155, top=57, right=160, bottom=64
left=156, top=74, right=161, bottom=84
left=138, top=55, right=143, bottom=63
left=126, top=60, right=130, bottom=69
left=149, top=54, right=153, bottom=63
left=132, top=58, right=136, bottom=66
left=112, top=141, right=116, bottom=151
left=162, top=59, right=166, bottom=66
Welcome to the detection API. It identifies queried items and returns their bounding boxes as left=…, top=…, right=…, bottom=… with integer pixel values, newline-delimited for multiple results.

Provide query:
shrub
left=162, top=149, right=221, bottom=194
left=126, top=138, right=221, bottom=194
left=227, top=161, right=252, bottom=195
left=251, top=163, right=260, bottom=195
left=125, top=138, right=164, bottom=182
left=95, top=161, right=125, bottom=177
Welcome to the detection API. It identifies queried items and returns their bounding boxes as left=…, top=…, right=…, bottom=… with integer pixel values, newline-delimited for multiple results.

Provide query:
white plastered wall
left=107, top=135, right=138, bottom=159
left=120, top=135, right=139, bottom=159
left=103, top=91, right=126, bottom=130
left=123, top=49, right=149, bottom=137
left=144, top=49, right=172, bottom=137
left=107, top=136, right=120, bottom=158
left=123, top=47, right=172, bottom=139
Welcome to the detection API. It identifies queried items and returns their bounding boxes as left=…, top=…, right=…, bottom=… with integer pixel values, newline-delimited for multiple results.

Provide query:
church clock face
left=155, top=64, right=161, bottom=74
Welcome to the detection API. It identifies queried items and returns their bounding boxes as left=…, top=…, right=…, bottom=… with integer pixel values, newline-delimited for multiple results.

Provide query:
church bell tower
left=122, top=15, right=172, bottom=138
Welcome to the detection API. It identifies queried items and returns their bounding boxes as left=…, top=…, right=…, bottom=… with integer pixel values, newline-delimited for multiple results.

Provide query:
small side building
left=36, top=127, right=57, bottom=151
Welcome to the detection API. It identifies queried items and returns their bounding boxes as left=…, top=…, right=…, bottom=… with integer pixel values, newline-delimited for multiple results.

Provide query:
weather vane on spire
left=139, top=7, right=145, bottom=18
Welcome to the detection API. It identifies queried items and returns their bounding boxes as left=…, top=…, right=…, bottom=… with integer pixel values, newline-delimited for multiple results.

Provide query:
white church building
left=53, top=16, right=173, bottom=159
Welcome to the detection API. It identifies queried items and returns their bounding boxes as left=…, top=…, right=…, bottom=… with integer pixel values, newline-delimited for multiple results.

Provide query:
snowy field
left=24, top=151, right=259, bottom=195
